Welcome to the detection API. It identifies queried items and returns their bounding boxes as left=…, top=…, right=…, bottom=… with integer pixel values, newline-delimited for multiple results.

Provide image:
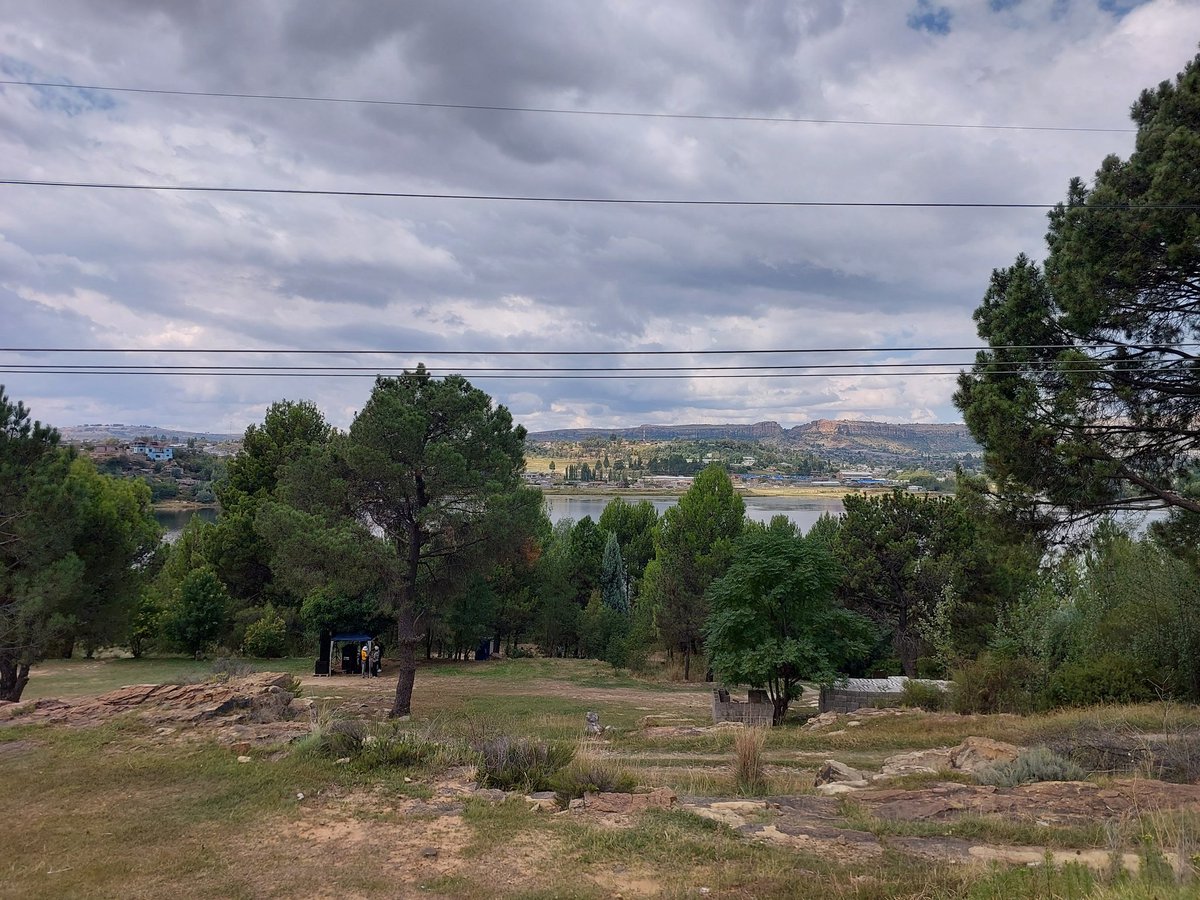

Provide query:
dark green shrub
left=357, top=726, right=441, bottom=769
left=950, top=652, right=1042, bottom=714
left=898, top=680, right=948, bottom=712
left=1044, top=653, right=1159, bottom=707
left=976, top=747, right=1086, bottom=786
left=476, top=737, right=574, bottom=791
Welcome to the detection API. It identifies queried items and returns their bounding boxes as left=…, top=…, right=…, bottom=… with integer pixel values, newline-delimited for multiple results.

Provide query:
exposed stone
left=814, top=760, right=867, bottom=786
left=949, top=737, right=1020, bottom=774
left=816, top=782, right=867, bottom=796
left=879, top=748, right=954, bottom=777
left=585, top=711, right=602, bottom=735
left=583, top=788, right=677, bottom=814
left=237, top=755, right=252, bottom=763
left=878, top=737, right=1022, bottom=779
left=568, top=798, right=585, bottom=810
left=421, top=847, right=439, bottom=859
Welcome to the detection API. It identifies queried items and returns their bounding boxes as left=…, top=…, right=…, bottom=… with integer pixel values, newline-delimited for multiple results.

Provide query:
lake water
left=154, top=506, right=218, bottom=542
left=543, top=494, right=844, bottom=533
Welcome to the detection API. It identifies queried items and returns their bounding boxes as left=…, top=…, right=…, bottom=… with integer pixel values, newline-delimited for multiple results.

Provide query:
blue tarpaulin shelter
left=316, top=632, right=377, bottom=675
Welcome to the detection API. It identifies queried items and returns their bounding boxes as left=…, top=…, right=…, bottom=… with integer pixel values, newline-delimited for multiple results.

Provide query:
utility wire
left=4, top=343, right=1197, bottom=356
left=3, top=179, right=1196, bottom=210
left=0, top=79, right=1136, bottom=135
left=0, top=359, right=1186, bottom=373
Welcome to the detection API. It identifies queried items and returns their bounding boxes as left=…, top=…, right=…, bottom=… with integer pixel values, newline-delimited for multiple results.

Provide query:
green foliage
left=651, top=465, right=745, bottom=680
left=898, top=680, right=948, bottom=712
left=219, top=399, right=330, bottom=505
left=242, top=606, right=288, bottom=658
left=1, top=388, right=160, bottom=700
left=836, top=490, right=992, bottom=677
left=705, top=520, right=873, bottom=724
left=1045, top=654, right=1159, bottom=708
left=164, top=567, right=230, bottom=655
left=951, top=651, right=1043, bottom=715
left=599, top=532, right=630, bottom=615
left=475, top=737, right=574, bottom=791
left=598, top=498, right=658, bottom=597
left=976, top=747, right=1086, bottom=787
left=955, top=52, right=1200, bottom=533
left=269, top=367, right=531, bottom=717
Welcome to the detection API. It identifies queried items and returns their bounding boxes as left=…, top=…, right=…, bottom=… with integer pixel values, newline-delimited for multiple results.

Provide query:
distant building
left=130, top=441, right=173, bottom=461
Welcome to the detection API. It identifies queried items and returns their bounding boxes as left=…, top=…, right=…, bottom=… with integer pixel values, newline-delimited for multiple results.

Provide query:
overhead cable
left=2, top=179, right=1196, bottom=210
left=0, top=79, right=1135, bottom=134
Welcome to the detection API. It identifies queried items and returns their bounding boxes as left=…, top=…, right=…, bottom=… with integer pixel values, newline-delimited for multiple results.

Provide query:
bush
left=734, top=727, right=768, bottom=796
left=298, top=719, right=446, bottom=770
left=243, top=608, right=288, bottom=658
left=977, top=747, right=1086, bottom=787
left=950, top=652, right=1042, bottom=714
left=476, top=737, right=574, bottom=791
left=550, top=745, right=638, bottom=805
left=1045, top=654, right=1159, bottom=708
left=898, top=680, right=948, bottom=712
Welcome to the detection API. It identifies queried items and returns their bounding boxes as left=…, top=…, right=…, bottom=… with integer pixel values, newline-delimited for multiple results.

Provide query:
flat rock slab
left=859, top=779, right=1200, bottom=826
left=0, top=672, right=307, bottom=743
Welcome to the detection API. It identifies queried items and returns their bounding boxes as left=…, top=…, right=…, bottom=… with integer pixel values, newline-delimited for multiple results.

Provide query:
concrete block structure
left=711, top=688, right=774, bottom=726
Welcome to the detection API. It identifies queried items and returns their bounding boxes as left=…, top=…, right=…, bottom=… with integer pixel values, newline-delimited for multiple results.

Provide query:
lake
left=543, top=494, right=844, bottom=533
left=154, top=506, right=218, bottom=542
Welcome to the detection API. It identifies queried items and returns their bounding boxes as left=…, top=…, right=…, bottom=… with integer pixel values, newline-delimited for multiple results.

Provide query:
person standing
left=360, top=643, right=370, bottom=678
left=370, top=644, right=382, bottom=677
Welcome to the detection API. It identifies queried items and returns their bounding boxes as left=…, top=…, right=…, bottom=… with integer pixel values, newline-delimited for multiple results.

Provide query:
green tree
left=0, top=388, right=81, bottom=701
left=651, top=465, right=745, bottom=680
left=955, top=53, right=1200, bottom=536
left=219, top=399, right=331, bottom=504
left=270, top=367, right=529, bottom=717
left=67, top=458, right=161, bottom=657
left=599, top=532, right=629, bottom=615
left=706, top=520, right=873, bottom=724
left=598, top=498, right=658, bottom=598
left=1, top=389, right=161, bottom=700
left=164, top=567, right=229, bottom=656
left=836, top=490, right=987, bottom=677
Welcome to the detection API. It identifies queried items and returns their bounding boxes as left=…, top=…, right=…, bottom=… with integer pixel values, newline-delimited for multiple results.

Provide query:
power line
left=4, top=178, right=1197, bottom=210
left=4, top=343, right=1197, bottom=356
left=0, top=79, right=1136, bottom=135
left=0, top=359, right=1184, bottom=373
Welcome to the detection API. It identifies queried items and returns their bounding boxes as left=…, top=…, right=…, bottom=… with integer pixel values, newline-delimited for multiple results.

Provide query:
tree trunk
left=0, top=657, right=30, bottom=703
left=683, top=645, right=691, bottom=681
left=772, top=695, right=789, bottom=727
left=897, top=629, right=919, bottom=678
left=390, top=521, right=423, bottom=718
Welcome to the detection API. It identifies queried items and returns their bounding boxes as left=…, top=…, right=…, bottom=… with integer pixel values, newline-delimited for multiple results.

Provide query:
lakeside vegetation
left=4, top=51, right=1200, bottom=897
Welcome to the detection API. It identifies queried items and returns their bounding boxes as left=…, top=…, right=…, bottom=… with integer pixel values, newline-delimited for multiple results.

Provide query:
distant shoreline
left=152, top=501, right=221, bottom=512
left=537, top=485, right=886, bottom=500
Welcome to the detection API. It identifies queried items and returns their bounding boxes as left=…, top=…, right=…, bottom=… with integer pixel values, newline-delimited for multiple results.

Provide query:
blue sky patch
left=907, top=0, right=952, bottom=35
left=0, top=57, right=116, bottom=116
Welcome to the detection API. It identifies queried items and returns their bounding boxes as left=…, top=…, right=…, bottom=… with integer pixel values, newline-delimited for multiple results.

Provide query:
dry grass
left=734, top=726, right=769, bottom=796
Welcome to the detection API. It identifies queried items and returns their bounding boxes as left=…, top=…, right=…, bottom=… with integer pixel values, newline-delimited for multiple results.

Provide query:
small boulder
left=949, top=737, right=1020, bottom=775
left=879, top=748, right=954, bottom=777
left=814, top=759, right=868, bottom=786
left=585, top=711, right=602, bottom=736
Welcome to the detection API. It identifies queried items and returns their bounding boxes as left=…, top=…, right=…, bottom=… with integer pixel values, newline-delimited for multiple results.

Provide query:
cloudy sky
left=1, top=0, right=1196, bottom=434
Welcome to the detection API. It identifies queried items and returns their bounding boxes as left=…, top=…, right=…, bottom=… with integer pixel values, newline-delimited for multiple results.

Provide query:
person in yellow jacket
left=360, top=643, right=370, bottom=678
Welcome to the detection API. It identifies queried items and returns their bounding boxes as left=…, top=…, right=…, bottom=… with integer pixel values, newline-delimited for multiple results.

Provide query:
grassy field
left=3, top=657, right=1199, bottom=898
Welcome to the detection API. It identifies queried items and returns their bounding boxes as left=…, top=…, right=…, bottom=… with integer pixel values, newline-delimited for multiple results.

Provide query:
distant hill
left=528, top=419, right=980, bottom=458
left=58, top=424, right=242, bottom=444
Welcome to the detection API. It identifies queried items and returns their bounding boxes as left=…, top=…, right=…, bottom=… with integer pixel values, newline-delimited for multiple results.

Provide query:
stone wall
left=711, top=689, right=774, bottom=726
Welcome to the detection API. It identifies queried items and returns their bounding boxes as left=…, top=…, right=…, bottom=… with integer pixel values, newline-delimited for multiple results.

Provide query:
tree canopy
left=650, top=465, right=745, bottom=679
left=706, top=520, right=872, bottom=724
left=955, top=52, right=1200, bottom=535
left=268, top=366, right=530, bottom=716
